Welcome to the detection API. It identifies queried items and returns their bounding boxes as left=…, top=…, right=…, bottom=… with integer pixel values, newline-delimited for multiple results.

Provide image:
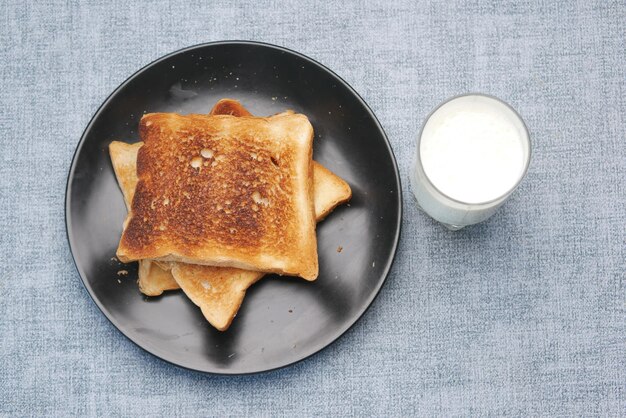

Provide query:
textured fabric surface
left=1, top=1, right=625, bottom=416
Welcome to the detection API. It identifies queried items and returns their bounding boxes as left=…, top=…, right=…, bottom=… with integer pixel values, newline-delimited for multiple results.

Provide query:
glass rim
left=416, top=93, right=532, bottom=206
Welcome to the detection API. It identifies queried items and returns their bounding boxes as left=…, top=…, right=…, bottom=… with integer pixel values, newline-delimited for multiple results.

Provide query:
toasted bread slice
left=116, top=112, right=318, bottom=280
left=170, top=265, right=264, bottom=330
left=110, top=143, right=351, bottom=329
left=109, top=101, right=351, bottom=298
left=209, top=98, right=252, bottom=117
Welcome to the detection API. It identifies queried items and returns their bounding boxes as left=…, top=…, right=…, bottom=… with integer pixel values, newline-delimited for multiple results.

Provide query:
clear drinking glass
left=411, top=94, right=531, bottom=230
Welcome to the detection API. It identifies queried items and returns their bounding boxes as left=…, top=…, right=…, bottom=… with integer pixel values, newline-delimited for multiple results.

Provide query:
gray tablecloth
left=2, top=1, right=625, bottom=416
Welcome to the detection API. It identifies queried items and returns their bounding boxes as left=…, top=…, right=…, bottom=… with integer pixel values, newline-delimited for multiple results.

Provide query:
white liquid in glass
left=412, top=95, right=530, bottom=228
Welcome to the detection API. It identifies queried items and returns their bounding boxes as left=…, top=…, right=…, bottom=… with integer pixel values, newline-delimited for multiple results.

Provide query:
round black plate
left=66, top=41, right=402, bottom=374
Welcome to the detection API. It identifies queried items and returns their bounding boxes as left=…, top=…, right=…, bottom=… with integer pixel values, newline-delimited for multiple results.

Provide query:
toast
left=209, top=98, right=253, bottom=117
left=116, top=112, right=319, bottom=280
left=110, top=100, right=351, bottom=330
left=110, top=140, right=351, bottom=329
left=170, top=158, right=350, bottom=330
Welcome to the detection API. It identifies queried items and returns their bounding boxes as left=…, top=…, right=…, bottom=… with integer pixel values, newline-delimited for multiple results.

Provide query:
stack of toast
left=110, top=99, right=351, bottom=330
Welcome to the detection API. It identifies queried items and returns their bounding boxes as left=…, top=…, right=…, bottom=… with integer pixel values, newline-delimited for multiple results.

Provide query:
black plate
left=66, top=41, right=402, bottom=374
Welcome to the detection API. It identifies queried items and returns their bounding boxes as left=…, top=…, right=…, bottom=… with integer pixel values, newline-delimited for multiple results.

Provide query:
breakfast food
left=116, top=111, right=319, bottom=280
left=110, top=99, right=351, bottom=330
left=111, top=143, right=351, bottom=329
left=110, top=139, right=351, bottom=329
left=210, top=98, right=253, bottom=117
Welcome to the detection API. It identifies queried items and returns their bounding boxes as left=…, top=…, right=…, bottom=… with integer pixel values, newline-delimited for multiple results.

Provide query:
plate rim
left=65, top=40, right=403, bottom=375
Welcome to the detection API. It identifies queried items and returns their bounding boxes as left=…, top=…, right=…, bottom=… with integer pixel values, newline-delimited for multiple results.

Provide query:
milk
left=411, top=95, right=530, bottom=229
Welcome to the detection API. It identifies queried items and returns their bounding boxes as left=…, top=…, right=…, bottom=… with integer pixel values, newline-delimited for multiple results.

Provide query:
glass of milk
left=411, top=94, right=531, bottom=230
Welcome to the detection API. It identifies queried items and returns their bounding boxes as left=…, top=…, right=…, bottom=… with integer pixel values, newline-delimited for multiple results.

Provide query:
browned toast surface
left=116, top=112, right=318, bottom=280
left=209, top=98, right=252, bottom=117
